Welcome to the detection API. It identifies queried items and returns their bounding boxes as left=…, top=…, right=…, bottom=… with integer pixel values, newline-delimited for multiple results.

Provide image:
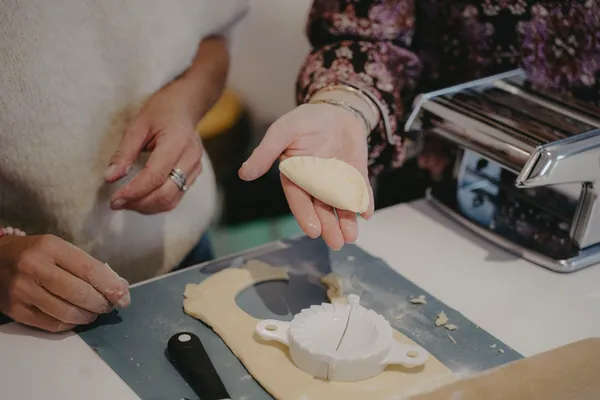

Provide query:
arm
left=173, top=35, right=230, bottom=125
left=166, top=0, right=249, bottom=125
left=520, top=2, right=600, bottom=105
left=296, top=0, right=422, bottom=176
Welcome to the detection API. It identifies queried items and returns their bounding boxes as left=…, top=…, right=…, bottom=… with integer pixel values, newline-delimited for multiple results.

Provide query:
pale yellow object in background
left=279, top=156, right=369, bottom=213
left=183, top=260, right=455, bottom=400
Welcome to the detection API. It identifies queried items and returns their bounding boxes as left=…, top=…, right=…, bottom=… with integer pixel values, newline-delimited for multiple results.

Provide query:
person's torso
left=413, top=0, right=544, bottom=91
left=0, top=0, right=247, bottom=282
left=407, top=0, right=599, bottom=111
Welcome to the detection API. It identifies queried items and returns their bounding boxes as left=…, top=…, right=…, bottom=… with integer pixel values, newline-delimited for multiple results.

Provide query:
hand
left=0, top=235, right=130, bottom=333
left=238, top=103, right=374, bottom=250
left=104, top=78, right=205, bottom=214
left=103, top=35, right=230, bottom=214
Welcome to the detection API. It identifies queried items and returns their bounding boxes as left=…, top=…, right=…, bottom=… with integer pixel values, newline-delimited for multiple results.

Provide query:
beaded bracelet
left=0, top=226, right=27, bottom=237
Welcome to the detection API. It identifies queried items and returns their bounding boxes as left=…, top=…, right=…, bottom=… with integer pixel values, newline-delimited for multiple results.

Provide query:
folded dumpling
left=279, top=156, right=369, bottom=213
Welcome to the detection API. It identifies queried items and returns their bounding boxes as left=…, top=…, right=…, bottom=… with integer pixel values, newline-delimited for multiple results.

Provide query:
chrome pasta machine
left=405, top=69, right=600, bottom=273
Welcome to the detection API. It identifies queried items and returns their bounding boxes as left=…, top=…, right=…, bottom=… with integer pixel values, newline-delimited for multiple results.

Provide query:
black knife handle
left=167, top=332, right=231, bottom=400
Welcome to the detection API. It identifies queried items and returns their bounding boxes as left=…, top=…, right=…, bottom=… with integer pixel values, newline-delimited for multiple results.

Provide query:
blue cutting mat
left=76, top=236, right=522, bottom=400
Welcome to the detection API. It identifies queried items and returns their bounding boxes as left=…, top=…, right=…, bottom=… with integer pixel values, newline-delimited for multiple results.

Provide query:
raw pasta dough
left=183, top=260, right=455, bottom=400
left=279, top=156, right=369, bottom=213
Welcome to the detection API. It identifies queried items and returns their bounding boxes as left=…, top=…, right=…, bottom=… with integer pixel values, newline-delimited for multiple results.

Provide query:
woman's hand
left=0, top=235, right=130, bottom=332
left=238, top=103, right=374, bottom=250
left=104, top=79, right=205, bottom=214
left=104, top=36, right=229, bottom=214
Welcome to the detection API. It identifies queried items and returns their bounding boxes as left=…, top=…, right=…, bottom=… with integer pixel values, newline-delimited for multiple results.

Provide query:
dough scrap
left=279, top=156, right=369, bottom=213
left=410, top=295, right=428, bottom=305
left=183, top=261, right=455, bottom=400
left=444, top=324, right=457, bottom=331
left=435, top=312, right=448, bottom=327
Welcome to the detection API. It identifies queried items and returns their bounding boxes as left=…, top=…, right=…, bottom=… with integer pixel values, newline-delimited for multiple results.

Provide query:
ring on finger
left=169, top=175, right=188, bottom=192
left=169, top=168, right=188, bottom=192
left=170, top=168, right=187, bottom=183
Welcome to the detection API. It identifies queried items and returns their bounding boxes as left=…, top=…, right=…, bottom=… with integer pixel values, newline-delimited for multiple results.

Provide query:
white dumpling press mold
left=255, top=294, right=429, bottom=382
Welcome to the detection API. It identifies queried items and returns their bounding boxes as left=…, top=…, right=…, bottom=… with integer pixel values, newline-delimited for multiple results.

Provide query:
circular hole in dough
left=407, top=350, right=419, bottom=358
left=265, top=324, right=278, bottom=332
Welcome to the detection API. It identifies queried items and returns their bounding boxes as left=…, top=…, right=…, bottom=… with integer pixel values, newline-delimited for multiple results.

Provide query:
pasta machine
left=405, top=69, right=600, bottom=273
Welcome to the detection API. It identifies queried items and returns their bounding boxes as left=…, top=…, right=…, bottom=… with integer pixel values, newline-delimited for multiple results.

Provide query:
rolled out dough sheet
left=183, top=260, right=456, bottom=400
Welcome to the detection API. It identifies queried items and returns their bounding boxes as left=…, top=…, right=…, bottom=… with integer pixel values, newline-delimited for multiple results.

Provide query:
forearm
left=299, top=53, right=420, bottom=176
left=175, top=35, right=230, bottom=123
left=296, top=1, right=421, bottom=176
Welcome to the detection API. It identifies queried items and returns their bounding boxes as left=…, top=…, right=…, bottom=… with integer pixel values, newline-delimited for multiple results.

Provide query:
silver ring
left=169, top=168, right=188, bottom=192
left=170, top=168, right=187, bottom=184
left=169, top=174, right=188, bottom=192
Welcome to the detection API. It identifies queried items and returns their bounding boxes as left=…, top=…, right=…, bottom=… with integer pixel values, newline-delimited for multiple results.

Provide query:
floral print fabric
left=297, top=0, right=600, bottom=175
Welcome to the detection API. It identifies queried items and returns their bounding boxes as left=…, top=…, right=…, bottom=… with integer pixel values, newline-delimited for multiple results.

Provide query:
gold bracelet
left=314, top=84, right=379, bottom=119
left=309, top=98, right=372, bottom=134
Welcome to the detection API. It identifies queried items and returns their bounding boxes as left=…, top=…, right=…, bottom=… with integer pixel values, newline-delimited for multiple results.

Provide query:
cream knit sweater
left=0, top=0, right=248, bottom=283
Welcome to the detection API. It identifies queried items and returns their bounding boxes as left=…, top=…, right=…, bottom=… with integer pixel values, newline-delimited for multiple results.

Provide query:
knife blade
left=167, top=332, right=231, bottom=400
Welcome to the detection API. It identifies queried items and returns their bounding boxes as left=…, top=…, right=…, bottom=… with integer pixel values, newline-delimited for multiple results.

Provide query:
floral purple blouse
left=296, top=0, right=600, bottom=176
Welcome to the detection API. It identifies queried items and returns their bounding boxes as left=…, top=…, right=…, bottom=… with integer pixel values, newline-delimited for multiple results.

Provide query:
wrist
left=309, top=86, right=380, bottom=133
left=167, top=77, right=217, bottom=124
left=309, top=99, right=372, bottom=137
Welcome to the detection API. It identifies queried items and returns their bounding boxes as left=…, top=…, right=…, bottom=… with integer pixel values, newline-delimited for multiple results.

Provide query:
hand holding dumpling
left=239, top=87, right=379, bottom=250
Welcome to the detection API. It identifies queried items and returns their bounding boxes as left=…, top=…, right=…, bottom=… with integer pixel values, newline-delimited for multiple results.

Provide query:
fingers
left=41, top=236, right=131, bottom=308
left=105, top=119, right=148, bottom=183
left=111, top=130, right=188, bottom=208
left=314, top=200, right=345, bottom=251
left=282, top=169, right=366, bottom=248
left=280, top=174, right=321, bottom=238
left=337, top=210, right=358, bottom=243
left=361, top=172, right=375, bottom=220
left=12, top=303, right=76, bottom=333
left=123, top=145, right=202, bottom=214
left=239, top=117, right=293, bottom=181
left=33, top=258, right=112, bottom=314
left=20, top=277, right=98, bottom=325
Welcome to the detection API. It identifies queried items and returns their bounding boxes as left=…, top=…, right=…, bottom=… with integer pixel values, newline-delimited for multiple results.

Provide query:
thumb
left=239, top=119, right=293, bottom=181
left=104, top=119, right=148, bottom=183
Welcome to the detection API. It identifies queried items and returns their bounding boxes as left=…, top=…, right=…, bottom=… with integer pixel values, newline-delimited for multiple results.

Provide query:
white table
left=2, top=200, right=599, bottom=399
